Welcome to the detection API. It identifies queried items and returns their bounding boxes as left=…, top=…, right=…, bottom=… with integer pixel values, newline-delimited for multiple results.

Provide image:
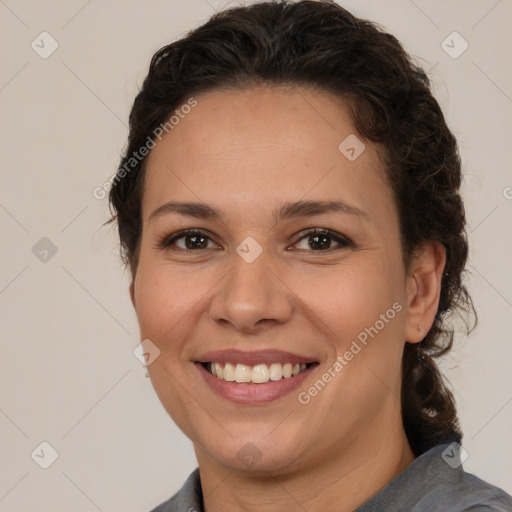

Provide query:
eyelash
left=155, top=228, right=354, bottom=254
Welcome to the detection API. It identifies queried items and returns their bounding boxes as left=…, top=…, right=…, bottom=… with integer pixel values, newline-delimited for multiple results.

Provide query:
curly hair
left=107, top=0, right=476, bottom=456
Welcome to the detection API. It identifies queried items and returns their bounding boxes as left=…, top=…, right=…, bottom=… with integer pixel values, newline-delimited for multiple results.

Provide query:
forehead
left=142, top=85, right=394, bottom=225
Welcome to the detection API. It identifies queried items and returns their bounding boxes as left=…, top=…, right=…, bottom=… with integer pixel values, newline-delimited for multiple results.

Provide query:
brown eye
left=292, top=229, right=353, bottom=252
left=157, top=229, right=217, bottom=251
left=176, top=233, right=210, bottom=250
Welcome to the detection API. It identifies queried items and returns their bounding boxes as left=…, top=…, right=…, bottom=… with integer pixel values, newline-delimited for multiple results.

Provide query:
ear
left=129, top=281, right=136, bottom=309
left=404, top=240, right=446, bottom=343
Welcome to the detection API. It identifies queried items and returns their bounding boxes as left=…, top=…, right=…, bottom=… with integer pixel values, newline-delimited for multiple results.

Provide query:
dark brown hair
left=107, top=0, right=476, bottom=456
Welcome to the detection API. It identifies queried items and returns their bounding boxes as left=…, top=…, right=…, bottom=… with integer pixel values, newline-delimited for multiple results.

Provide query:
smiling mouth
left=200, top=361, right=318, bottom=384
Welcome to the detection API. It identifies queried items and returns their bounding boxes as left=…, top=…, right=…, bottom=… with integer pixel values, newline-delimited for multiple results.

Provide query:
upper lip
left=195, top=349, right=318, bottom=367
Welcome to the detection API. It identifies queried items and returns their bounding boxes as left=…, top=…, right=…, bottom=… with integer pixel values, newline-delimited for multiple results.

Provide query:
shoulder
left=445, top=470, right=512, bottom=511
left=427, top=446, right=512, bottom=511
left=148, top=468, right=202, bottom=512
left=357, top=443, right=512, bottom=512
left=410, top=446, right=512, bottom=512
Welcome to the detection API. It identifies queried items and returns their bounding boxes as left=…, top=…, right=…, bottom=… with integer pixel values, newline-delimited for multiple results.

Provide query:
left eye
left=292, top=228, right=353, bottom=252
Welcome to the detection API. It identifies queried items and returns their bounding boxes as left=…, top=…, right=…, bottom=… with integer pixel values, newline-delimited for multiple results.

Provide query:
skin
left=129, top=85, right=446, bottom=511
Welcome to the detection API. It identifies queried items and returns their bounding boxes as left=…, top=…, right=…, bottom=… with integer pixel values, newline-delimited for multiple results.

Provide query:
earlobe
left=404, top=241, right=446, bottom=343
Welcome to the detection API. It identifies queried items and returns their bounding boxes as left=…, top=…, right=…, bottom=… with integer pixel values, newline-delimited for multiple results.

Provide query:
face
left=130, top=86, right=427, bottom=475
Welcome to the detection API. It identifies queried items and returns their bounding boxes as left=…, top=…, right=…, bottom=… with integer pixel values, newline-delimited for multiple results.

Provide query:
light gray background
left=1, top=1, right=511, bottom=511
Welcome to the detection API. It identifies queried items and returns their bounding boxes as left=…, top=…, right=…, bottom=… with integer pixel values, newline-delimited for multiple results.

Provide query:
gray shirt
left=150, top=443, right=512, bottom=511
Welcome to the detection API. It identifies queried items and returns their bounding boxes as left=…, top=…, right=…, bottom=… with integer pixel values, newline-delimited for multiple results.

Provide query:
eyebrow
left=148, top=199, right=370, bottom=224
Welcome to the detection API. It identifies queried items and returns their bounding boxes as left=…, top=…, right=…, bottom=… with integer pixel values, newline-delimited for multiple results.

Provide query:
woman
left=107, top=1, right=512, bottom=510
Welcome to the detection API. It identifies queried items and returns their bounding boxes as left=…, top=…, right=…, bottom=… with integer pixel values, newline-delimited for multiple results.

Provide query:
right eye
left=156, top=229, right=220, bottom=252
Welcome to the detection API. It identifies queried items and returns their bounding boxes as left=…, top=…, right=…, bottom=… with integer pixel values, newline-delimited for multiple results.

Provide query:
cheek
left=293, top=260, right=402, bottom=344
left=133, top=262, right=201, bottom=346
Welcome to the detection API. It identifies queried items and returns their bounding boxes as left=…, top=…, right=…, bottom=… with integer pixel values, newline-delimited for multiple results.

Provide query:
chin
left=199, top=428, right=310, bottom=475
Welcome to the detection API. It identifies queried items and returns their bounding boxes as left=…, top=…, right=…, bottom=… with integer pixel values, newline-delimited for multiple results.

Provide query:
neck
left=195, top=423, right=415, bottom=512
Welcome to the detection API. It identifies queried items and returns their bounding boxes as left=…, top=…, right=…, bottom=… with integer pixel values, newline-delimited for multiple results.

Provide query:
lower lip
left=195, top=363, right=318, bottom=404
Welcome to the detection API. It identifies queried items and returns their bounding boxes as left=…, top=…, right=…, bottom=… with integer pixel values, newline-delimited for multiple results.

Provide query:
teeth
left=269, top=363, right=283, bottom=381
left=251, top=364, right=269, bottom=383
left=223, top=362, right=235, bottom=381
left=206, top=362, right=310, bottom=383
left=282, top=363, right=292, bottom=378
left=234, top=364, right=251, bottom=383
left=213, top=362, right=223, bottom=379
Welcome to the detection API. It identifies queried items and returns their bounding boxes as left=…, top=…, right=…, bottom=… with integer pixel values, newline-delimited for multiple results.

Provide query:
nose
left=209, top=249, right=293, bottom=334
